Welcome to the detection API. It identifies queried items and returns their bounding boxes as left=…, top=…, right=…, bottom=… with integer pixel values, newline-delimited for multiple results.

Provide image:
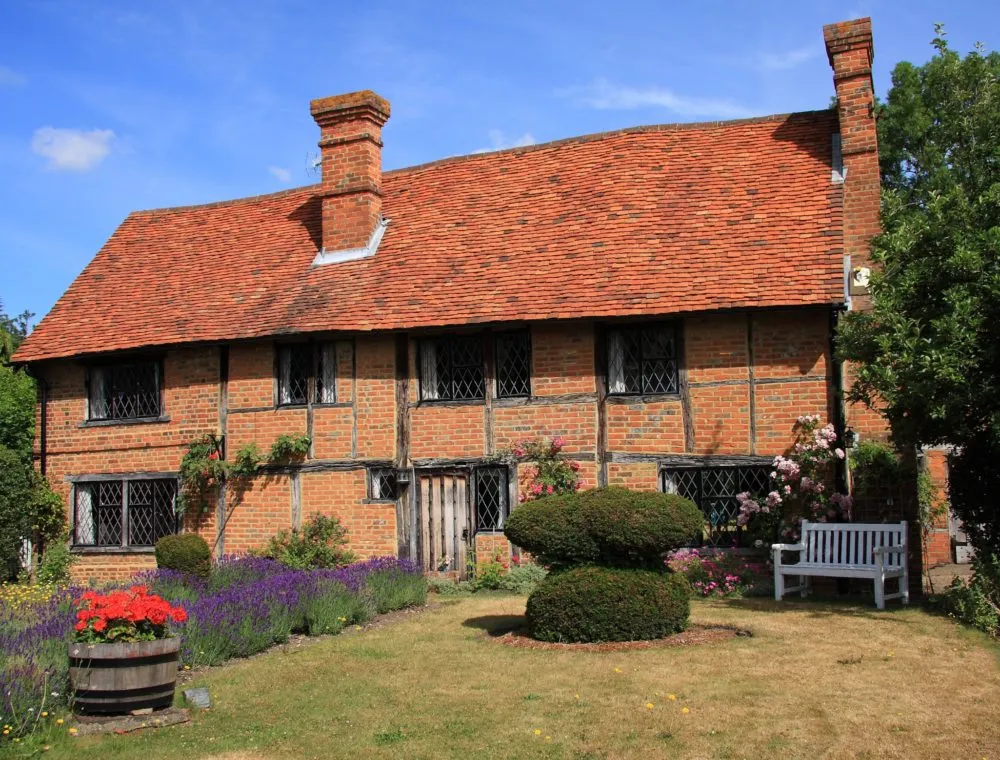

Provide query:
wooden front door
left=417, top=471, right=473, bottom=578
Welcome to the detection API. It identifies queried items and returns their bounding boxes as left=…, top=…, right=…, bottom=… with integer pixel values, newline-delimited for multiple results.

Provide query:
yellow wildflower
left=41, top=711, right=48, bottom=717
left=682, top=707, right=690, bottom=715
left=55, top=719, right=63, bottom=726
left=545, top=736, right=552, bottom=742
left=68, top=727, right=78, bottom=735
left=668, top=694, right=677, bottom=701
left=614, top=667, right=622, bottom=673
left=646, top=702, right=654, bottom=710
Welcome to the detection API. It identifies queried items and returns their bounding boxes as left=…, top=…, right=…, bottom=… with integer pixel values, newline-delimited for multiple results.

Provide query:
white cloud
left=562, top=78, right=752, bottom=120
left=268, top=165, right=292, bottom=183
left=0, top=66, right=25, bottom=87
left=472, top=129, right=537, bottom=154
left=31, top=127, right=115, bottom=171
left=756, top=45, right=820, bottom=72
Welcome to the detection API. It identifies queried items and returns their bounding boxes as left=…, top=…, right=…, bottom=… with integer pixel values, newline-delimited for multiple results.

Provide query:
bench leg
left=799, top=575, right=810, bottom=598
left=874, top=573, right=886, bottom=610
left=774, top=569, right=784, bottom=602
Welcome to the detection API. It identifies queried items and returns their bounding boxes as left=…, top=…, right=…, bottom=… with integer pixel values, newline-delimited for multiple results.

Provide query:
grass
left=35, top=596, right=1000, bottom=760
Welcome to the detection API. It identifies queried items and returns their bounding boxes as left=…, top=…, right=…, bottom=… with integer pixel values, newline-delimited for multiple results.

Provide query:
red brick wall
left=299, top=470, right=396, bottom=557
left=922, top=448, right=952, bottom=568
left=223, top=475, right=292, bottom=553
left=38, top=312, right=876, bottom=580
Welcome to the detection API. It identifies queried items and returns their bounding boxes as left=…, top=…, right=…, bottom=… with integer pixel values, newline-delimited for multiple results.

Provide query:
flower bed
left=666, top=549, right=769, bottom=598
left=0, top=556, right=425, bottom=743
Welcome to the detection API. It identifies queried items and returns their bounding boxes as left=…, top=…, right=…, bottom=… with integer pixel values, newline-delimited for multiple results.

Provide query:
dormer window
left=87, top=361, right=162, bottom=421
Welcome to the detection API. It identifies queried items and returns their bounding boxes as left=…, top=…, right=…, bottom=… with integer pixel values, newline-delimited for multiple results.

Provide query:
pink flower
left=551, top=436, right=566, bottom=449
left=546, top=485, right=554, bottom=494
left=834, top=448, right=845, bottom=459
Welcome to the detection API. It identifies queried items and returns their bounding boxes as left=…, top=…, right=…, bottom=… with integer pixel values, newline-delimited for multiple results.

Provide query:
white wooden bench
left=773, top=521, right=909, bottom=609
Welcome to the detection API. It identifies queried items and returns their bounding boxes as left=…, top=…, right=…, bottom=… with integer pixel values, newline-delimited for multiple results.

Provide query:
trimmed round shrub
left=155, top=533, right=211, bottom=578
left=526, top=566, right=690, bottom=642
left=503, top=487, right=703, bottom=568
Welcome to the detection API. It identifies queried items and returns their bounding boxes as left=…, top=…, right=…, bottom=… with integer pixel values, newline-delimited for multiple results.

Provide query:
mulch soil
left=488, top=624, right=752, bottom=652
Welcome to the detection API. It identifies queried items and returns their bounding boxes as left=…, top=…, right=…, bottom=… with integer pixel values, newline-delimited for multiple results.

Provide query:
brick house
left=17, top=18, right=925, bottom=582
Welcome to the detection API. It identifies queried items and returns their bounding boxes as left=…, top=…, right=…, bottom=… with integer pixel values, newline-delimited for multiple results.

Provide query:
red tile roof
left=15, top=110, right=843, bottom=363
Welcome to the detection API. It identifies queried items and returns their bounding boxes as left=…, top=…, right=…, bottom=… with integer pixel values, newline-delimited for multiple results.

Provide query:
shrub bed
left=526, top=566, right=690, bottom=643
left=0, top=556, right=425, bottom=742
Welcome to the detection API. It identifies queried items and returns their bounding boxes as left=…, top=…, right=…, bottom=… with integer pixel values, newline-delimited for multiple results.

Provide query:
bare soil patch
left=488, top=623, right=751, bottom=651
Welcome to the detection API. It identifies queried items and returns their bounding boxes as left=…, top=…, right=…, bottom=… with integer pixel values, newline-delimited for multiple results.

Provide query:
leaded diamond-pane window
left=662, top=465, right=771, bottom=547
left=608, top=325, right=678, bottom=395
left=419, top=336, right=485, bottom=401
left=475, top=467, right=508, bottom=532
left=88, top=362, right=161, bottom=421
left=127, top=480, right=178, bottom=547
left=73, top=478, right=178, bottom=548
left=316, top=343, right=338, bottom=404
left=278, top=344, right=311, bottom=405
left=496, top=331, right=531, bottom=398
left=370, top=468, right=398, bottom=501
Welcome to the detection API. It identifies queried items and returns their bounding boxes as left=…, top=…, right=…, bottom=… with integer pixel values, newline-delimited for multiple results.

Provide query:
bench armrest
left=873, top=546, right=906, bottom=556
left=771, top=543, right=804, bottom=553
left=772, top=543, right=803, bottom=569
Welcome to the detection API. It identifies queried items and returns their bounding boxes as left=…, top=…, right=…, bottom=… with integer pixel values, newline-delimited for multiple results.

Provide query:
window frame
left=494, top=329, right=532, bottom=399
left=659, top=464, right=772, bottom=548
left=71, top=476, right=180, bottom=550
left=368, top=467, right=398, bottom=502
left=85, top=358, right=164, bottom=422
left=606, top=322, right=680, bottom=397
left=473, top=465, right=510, bottom=533
left=275, top=341, right=343, bottom=407
left=418, top=334, right=486, bottom=403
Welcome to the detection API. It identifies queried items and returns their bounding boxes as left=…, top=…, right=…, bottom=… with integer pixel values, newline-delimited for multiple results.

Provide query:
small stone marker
left=183, top=687, right=212, bottom=709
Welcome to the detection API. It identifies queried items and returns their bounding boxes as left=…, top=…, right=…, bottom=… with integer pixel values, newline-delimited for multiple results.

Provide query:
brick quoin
left=17, top=18, right=918, bottom=584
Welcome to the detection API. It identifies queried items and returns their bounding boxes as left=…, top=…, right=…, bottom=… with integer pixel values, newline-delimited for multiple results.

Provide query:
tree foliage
left=0, top=300, right=64, bottom=578
left=836, top=28, right=1000, bottom=554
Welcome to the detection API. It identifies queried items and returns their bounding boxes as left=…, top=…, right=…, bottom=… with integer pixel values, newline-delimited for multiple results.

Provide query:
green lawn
left=38, top=595, right=1000, bottom=760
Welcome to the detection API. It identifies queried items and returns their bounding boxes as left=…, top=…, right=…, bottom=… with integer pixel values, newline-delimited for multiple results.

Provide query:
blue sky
left=1, top=1, right=996, bottom=323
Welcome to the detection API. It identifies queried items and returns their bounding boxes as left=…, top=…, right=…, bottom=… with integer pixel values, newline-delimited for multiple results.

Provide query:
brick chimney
left=825, top=18, right=886, bottom=440
left=824, top=18, right=879, bottom=307
left=310, top=90, right=391, bottom=264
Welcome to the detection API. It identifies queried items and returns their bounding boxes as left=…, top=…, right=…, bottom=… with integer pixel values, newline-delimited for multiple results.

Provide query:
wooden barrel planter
left=68, top=637, right=180, bottom=714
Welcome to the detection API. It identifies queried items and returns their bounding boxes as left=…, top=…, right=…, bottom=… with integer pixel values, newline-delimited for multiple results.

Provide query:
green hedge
left=503, top=487, right=703, bottom=568
left=526, top=566, right=690, bottom=642
left=155, top=533, right=211, bottom=578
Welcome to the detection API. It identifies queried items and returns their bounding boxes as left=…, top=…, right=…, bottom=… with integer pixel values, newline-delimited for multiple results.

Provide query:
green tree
left=0, top=300, right=65, bottom=578
left=0, top=300, right=35, bottom=460
left=837, top=27, right=1000, bottom=555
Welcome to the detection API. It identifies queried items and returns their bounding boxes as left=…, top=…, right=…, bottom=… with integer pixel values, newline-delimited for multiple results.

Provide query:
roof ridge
left=129, top=109, right=835, bottom=217
left=386, top=109, right=834, bottom=175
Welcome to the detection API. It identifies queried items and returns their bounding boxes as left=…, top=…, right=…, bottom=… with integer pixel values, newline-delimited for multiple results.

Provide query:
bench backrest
left=801, top=521, right=907, bottom=568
